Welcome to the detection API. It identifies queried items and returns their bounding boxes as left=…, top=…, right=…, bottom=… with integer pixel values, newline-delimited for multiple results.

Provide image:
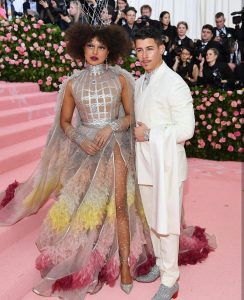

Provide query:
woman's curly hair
left=65, top=24, right=131, bottom=63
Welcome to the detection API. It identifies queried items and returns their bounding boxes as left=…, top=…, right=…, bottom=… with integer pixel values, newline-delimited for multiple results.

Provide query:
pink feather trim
left=0, top=181, right=19, bottom=208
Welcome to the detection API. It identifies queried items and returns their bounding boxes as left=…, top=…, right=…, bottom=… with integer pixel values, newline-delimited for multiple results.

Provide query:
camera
left=140, top=15, right=150, bottom=26
left=53, top=0, right=68, bottom=16
left=231, top=7, right=244, bottom=25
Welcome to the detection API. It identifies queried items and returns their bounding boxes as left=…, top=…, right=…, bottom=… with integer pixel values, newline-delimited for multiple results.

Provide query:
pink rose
left=218, top=95, right=225, bottom=101
left=198, top=139, right=205, bottom=148
left=206, top=125, right=212, bottom=130
left=130, top=63, right=135, bottom=68
left=217, top=107, right=222, bottom=113
left=219, top=137, right=226, bottom=143
left=135, top=61, right=141, bottom=66
left=201, top=97, right=208, bottom=102
left=234, top=131, right=241, bottom=137
left=238, top=148, right=244, bottom=153
left=205, top=101, right=211, bottom=106
left=135, top=70, right=141, bottom=76
left=202, top=90, right=208, bottom=94
left=207, top=113, right=212, bottom=118
left=214, top=92, right=220, bottom=98
left=195, top=90, right=199, bottom=95
left=227, top=90, right=233, bottom=96
left=227, top=145, right=234, bottom=152
left=233, top=111, right=239, bottom=116
left=215, top=118, right=220, bottom=124
left=235, top=124, right=241, bottom=128
left=209, top=97, right=215, bottom=102
left=222, top=111, right=228, bottom=117
left=212, top=130, right=217, bottom=136
left=231, top=101, right=238, bottom=107
left=202, top=121, right=207, bottom=126
left=215, top=144, right=221, bottom=149
left=226, top=121, right=231, bottom=126
left=37, top=79, right=43, bottom=85
left=221, top=121, right=226, bottom=126
left=207, top=134, right=212, bottom=142
left=199, top=114, right=205, bottom=120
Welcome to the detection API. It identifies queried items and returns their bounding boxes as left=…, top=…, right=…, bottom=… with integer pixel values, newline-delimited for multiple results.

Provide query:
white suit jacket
left=135, top=62, right=195, bottom=235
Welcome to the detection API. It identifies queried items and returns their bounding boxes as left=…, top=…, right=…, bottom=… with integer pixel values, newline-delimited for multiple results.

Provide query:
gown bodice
left=72, top=64, right=122, bottom=128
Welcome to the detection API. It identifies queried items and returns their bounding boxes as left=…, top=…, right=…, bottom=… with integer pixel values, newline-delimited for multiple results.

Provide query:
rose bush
left=0, top=19, right=243, bottom=161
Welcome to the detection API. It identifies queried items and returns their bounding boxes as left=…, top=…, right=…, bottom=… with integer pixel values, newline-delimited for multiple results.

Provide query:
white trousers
left=139, top=184, right=183, bottom=287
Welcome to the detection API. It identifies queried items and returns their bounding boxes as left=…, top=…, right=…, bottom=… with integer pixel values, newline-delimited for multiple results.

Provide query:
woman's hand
left=39, top=0, right=49, bottom=8
left=60, top=14, right=71, bottom=23
left=80, top=139, right=100, bottom=155
left=94, top=126, right=113, bottom=148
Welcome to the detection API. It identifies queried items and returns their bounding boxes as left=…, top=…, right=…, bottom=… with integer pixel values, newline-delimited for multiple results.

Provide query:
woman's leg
left=114, top=144, right=132, bottom=284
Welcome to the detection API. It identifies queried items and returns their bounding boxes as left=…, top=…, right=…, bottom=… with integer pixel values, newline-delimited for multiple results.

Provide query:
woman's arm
left=189, top=64, right=199, bottom=83
left=94, top=75, right=131, bottom=148
left=60, top=80, right=100, bottom=155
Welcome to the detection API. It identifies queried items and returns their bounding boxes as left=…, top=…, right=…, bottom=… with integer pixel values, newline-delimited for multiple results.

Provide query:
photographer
left=213, top=12, right=236, bottom=45
left=198, top=48, right=235, bottom=90
left=173, top=47, right=199, bottom=87
left=38, top=0, right=58, bottom=24
left=136, top=4, right=161, bottom=31
left=122, top=6, right=138, bottom=40
left=194, top=24, right=227, bottom=64
left=113, top=0, right=128, bottom=26
left=60, top=0, right=88, bottom=29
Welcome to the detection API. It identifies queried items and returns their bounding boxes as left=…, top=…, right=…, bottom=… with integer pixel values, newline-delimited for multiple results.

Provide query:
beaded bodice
left=72, top=64, right=122, bottom=128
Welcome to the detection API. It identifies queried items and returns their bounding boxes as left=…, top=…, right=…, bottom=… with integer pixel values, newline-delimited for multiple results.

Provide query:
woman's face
left=84, top=37, right=109, bottom=66
left=117, top=0, right=126, bottom=11
left=206, top=49, right=217, bottom=64
left=69, top=3, right=78, bottom=16
left=161, top=13, right=170, bottom=26
left=180, top=49, right=191, bottom=62
left=177, top=24, right=187, bottom=36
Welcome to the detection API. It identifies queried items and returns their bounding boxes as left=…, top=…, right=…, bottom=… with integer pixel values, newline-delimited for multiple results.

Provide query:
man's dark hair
left=140, top=4, right=152, bottom=14
left=215, top=12, right=225, bottom=19
left=202, top=24, right=214, bottom=34
left=123, top=6, right=137, bottom=15
left=134, top=27, right=163, bottom=45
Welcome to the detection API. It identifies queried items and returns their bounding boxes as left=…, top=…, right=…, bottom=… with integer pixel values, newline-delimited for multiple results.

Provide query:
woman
left=170, top=21, right=194, bottom=60
left=113, top=0, right=128, bottom=25
left=173, top=47, right=199, bottom=86
left=198, top=47, right=235, bottom=89
left=159, top=11, right=177, bottom=51
left=60, top=0, right=88, bottom=29
left=0, top=24, right=155, bottom=299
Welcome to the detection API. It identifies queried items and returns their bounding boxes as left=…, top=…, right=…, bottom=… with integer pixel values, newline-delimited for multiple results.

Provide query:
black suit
left=194, top=39, right=228, bottom=63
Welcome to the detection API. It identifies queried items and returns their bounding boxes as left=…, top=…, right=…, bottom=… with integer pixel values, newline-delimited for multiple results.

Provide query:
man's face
left=201, top=28, right=213, bottom=42
left=135, top=38, right=164, bottom=73
left=125, top=10, right=136, bottom=25
left=215, top=16, right=225, bottom=29
left=141, top=8, right=151, bottom=17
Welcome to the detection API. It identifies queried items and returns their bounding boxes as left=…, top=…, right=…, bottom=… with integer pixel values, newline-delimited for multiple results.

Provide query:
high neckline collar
left=86, top=64, right=106, bottom=75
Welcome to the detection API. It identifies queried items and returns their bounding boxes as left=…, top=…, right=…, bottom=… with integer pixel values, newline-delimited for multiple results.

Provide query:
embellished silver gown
left=0, top=64, right=155, bottom=300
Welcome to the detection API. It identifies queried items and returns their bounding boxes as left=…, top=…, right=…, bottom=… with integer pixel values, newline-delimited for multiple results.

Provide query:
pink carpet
left=0, top=82, right=241, bottom=300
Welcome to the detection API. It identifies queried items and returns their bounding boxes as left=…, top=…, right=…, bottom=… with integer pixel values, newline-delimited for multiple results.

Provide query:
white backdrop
left=129, top=0, right=242, bottom=39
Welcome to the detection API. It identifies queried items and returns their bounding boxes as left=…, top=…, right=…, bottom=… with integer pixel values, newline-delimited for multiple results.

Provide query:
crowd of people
left=1, top=0, right=243, bottom=89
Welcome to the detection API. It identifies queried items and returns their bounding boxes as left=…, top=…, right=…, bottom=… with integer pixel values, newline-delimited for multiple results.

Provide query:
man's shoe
left=151, top=283, right=179, bottom=300
left=136, top=265, right=160, bottom=283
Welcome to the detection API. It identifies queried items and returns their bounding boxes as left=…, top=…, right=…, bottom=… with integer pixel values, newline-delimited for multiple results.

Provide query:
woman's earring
left=105, top=58, right=108, bottom=70
left=84, top=59, right=87, bottom=67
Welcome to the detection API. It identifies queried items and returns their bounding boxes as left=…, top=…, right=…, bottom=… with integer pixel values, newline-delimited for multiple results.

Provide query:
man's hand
left=60, top=14, right=71, bottom=23
left=94, top=125, right=113, bottom=148
left=80, top=139, right=100, bottom=155
left=134, top=122, right=149, bottom=142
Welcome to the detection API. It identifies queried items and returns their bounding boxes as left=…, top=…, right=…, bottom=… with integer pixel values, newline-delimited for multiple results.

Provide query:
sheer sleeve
left=64, top=124, right=86, bottom=146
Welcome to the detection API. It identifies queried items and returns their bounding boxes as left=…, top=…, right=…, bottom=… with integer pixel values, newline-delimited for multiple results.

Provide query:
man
left=122, top=6, right=138, bottom=40
left=133, top=27, right=195, bottom=300
left=213, top=12, right=236, bottom=44
left=136, top=4, right=161, bottom=31
left=194, top=24, right=227, bottom=63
